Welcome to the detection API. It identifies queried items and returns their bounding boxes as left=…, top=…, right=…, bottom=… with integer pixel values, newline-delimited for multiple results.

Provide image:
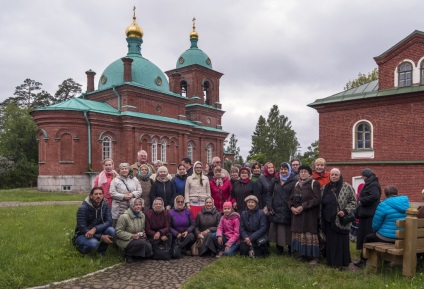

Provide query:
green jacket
left=115, top=208, right=146, bottom=249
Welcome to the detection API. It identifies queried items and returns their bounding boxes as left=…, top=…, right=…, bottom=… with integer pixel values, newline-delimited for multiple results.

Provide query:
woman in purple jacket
left=170, top=195, right=195, bottom=256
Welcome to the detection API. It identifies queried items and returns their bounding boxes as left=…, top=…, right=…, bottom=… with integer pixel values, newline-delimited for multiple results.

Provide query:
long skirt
left=291, top=232, right=320, bottom=259
left=198, top=232, right=217, bottom=256
left=356, top=217, right=373, bottom=250
left=125, top=239, right=153, bottom=258
left=269, top=222, right=291, bottom=246
left=323, top=221, right=351, bottom=267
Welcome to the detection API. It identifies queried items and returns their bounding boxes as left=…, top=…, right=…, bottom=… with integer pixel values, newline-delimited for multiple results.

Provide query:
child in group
left=215, top=201, right=240, bottom=257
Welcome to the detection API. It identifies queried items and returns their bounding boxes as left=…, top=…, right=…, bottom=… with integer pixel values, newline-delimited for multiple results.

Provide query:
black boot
left=124, top=255, right=135, bottom=263
left=353, top=259, right=366, bottom=268
left=276, top=245, right=284, bottom=256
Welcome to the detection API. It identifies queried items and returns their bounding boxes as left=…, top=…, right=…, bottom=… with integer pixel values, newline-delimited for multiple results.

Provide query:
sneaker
left=216, top=251, right=224, bottom=258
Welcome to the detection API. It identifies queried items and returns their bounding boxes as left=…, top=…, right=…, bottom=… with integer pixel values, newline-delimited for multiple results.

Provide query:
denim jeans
left=75, top=227, right=116, bottom=254
left=213, top=233, right=239, bottom=256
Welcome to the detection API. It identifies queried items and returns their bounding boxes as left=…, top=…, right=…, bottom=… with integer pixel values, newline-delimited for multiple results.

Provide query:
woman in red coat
left=210, top=166, right=232, bottom=213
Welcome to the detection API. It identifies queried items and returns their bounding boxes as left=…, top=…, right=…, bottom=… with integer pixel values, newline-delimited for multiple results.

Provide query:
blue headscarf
left=279, top=162, right=292, bottom=182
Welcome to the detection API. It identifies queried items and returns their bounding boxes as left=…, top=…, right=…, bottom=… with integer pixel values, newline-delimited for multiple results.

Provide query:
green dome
left=98, top=55, right=170, bottom=93
left=176, top=38, right=212, bottom=69
left=98, top=37, right=170, bottom=93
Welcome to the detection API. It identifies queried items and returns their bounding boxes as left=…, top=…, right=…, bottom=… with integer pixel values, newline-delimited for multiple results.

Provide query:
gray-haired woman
left=110, top=163, right=142, bottom=227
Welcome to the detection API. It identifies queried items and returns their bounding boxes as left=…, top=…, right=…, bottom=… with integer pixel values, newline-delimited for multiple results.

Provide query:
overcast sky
left=1, top=0, right=423, bottom=159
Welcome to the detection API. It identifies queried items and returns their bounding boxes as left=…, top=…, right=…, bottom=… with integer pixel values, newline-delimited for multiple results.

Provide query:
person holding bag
left=239, top=195, right=269, bottom=258
left=320, top=168, right=357, bottom=269
left=115, top=198, right=153, bottom=263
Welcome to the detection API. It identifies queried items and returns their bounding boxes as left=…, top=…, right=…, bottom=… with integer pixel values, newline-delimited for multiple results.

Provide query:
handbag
left=172, top=239, right=182, bottom=259
left=191, top=240, right=199, bottom=256
left=256, top=235, right=269, bottom=246
left=340, top=213, right=356, bottom=225
left=152, top=241, right=172, bottom=260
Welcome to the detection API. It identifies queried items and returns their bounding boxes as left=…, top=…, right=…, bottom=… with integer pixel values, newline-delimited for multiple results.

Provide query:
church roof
left=35, top=97, right=226, bottom=133
left=176, top=19, right=212, bottom=70
left=308, top=80, right=424, bottom=107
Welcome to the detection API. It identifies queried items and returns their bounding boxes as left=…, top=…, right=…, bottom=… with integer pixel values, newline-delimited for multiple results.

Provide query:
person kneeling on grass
left=215, top=201, right=240, bottom=257
left=73, top=186, right=115, bottom=255
left=115, top=198, right=153, bottom=263
left=239, top=195, right=269, bottom=258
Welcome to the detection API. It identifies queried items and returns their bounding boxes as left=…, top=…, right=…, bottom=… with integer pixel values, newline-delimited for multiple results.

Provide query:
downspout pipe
left=83, top=111, right=92, bottom=171
left=112, top=86, right=121, bottom=112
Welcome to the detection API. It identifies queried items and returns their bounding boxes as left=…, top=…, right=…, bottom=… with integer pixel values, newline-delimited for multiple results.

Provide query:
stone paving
left=33, top=256, right=214, bottom=289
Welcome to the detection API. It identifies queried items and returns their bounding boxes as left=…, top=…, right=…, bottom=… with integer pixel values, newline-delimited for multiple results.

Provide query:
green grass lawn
left=182, top=249, right=424, bottom=289
left=0, top=188, right=86, bottom=202
left=0, top=205, right=122, bottom=289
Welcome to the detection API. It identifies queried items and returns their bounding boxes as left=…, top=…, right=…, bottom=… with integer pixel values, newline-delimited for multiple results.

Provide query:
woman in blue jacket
left=366, top=185, right=410, bottom=242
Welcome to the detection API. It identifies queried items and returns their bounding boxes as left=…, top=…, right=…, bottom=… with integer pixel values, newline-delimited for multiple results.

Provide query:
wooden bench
left=363, top=208, right=424, bottom=277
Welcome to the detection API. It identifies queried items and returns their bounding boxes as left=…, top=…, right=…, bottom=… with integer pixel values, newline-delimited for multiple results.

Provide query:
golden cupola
left=125, top=7, right=143, bottom=38
left=190, top=17, right=198, bottom=39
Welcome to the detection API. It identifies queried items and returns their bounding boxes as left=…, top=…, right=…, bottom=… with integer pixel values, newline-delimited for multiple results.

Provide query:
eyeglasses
left=176, top=201, right=184, bottom=204
left=195, top=167, right=202, bottom=169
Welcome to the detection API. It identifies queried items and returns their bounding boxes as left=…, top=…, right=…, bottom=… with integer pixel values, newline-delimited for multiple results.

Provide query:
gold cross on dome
left=192, top=17, right=196, bottom=31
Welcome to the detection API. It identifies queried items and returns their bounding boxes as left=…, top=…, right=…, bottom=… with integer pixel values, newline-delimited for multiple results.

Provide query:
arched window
left=152, top=140, right=158, bottom=162
left=206, top=144, right=213, bottom=164
left=187, top=143, right=193, bottom=161
left=180, top=80, right=187, bottom=97
left=161, top=140, right=167, bottom=163
left=421, top=61, right=424, bottom=85
left=203, top=81, right=210, bottom=104
left=355, top=122, right=371, bottom=149
left=102, top=136, right=112, bottom=161
left=398, top=62, right=412, bottom=87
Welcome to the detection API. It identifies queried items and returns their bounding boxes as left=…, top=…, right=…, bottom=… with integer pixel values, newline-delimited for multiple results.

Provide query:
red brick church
left=31, top=12, right=227, bottom=192
left=309, top=30, right=424, bottom=203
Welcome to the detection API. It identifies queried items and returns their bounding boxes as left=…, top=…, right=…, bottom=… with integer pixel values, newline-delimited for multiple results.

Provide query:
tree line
left=0, top=78, right=82, bottom=188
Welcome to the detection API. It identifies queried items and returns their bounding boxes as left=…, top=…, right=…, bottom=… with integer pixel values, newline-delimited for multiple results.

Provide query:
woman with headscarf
left=210, top=166, right=232, bottom=213
left=231, top=167, right=260, bottom=213
left=240, top=195, right=269, bottom=258
left=115, top=198, right=153, bottom=263
left=145, top=197, right=172, bottom=256
left=185, top=161, right=211, bottom=220
left=258, top=162, right=277, bottom=211
left=321, top=168, right=357, bottom=269
left=354, top=168, right=381, bottom=268
left=195, top=197, right=221, bottom=256
left=150, top=166, right=177, bottom=210
left=172, top=164, right=187, bottom=197
left=110, top=163, right=142, bottom=227
left=267, top=162, right=297, bottom=255
left=135, top=164, right=153, bottom=210
left=289, top=165, right=321, bottom=265
left=170, top=195, right=195, bottom=257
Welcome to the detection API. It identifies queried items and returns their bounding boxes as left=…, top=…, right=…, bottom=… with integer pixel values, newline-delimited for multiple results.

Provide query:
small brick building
left=309, top=30, right=424, bottom=203
left=31, top=14, right=227, bottom=192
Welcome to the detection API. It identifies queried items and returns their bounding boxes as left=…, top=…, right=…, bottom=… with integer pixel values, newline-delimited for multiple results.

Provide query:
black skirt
left=323, top=221, right=351, bottom=267
left=125, top=239, right=153, bottom=258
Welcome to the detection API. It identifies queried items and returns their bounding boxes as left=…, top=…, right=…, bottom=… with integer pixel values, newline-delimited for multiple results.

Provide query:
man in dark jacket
left=74, top=187, right=115, bottom=255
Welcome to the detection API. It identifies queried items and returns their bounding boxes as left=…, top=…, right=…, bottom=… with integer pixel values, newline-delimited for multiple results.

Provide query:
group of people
left=73, top=152, right=415, bottom=270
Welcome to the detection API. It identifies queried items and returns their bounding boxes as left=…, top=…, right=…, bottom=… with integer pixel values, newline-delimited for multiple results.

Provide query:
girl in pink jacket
left=215, top=202, right=240, bottom=257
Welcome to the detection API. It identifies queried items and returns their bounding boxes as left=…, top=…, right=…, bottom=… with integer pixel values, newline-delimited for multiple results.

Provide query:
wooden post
left=402, top=208, right=418, bottom=277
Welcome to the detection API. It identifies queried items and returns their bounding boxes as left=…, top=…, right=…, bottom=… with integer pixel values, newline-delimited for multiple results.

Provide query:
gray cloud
left=1, top=0, right=423, bottom=159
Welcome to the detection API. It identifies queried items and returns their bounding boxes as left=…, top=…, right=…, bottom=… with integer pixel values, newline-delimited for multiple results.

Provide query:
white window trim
left=161, top=140, right=167, bottom=163
left=102, top=136, right=112, bottom=161
left=394, top=59, right=417, bottom=87
left=152, top=140, right=158, bottom=162
left=351, top=120, right=374, bottom=159
left=206, top=144, right=213, bottom=164
left=188, top=143, right=193, bottom=161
